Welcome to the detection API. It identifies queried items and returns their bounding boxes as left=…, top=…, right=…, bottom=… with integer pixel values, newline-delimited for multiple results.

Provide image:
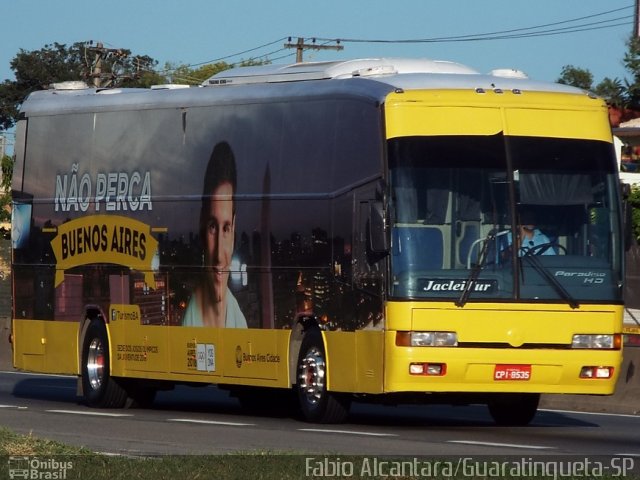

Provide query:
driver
left=507, top=210, right=556, bottom=256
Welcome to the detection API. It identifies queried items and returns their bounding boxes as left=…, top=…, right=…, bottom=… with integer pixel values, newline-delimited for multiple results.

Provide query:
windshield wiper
left=455, top=229, right=496, bottom=307
left=521, top=251, right=579, bottom=309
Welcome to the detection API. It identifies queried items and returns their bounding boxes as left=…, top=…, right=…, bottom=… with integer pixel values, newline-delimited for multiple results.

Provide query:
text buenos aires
left=61, top=223, right=147, bottom=261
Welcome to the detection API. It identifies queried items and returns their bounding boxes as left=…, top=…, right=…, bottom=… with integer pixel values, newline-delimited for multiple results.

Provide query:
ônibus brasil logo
left=8, top=456, right=73, bottom=479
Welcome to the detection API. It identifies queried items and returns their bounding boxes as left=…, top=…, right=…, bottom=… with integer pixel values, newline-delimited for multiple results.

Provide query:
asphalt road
left=1, top=370, right=639, bottom=459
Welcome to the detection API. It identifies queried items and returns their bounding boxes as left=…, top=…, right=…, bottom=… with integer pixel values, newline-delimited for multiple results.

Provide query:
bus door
left=354, top=190, right=384, bottom=300
left=351, top=187, right=385, bottom=392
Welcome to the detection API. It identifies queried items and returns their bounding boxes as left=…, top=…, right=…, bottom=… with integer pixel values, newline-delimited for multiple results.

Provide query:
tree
left=555, top=64, right=628, bottom=107
left=1, top=42, right=86, bottom=130
left=629, top=187, right=640, bottom=243
left=623, top=36, right=640, bottom=110
left=593, top=77, right=626, bottom=108
left=0, top=154, right=12, bottom=224
left=163, top=61, right=231, bottom=85
left=0, top=42, right=160, bottom=131
left=164, top=58, right=270, bottom=85
left=557, top=65, right=593, bottom=90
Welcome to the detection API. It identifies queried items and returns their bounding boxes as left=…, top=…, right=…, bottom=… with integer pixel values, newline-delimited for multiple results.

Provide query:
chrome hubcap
left=298, top=346, right=326, bottom=405
left=86, top=338, right=105, bottom=390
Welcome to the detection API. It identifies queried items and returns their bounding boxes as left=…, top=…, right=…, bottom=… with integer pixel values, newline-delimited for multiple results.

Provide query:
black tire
left=81, top=320, right=128, bottom=408
left=487, top=393, right=540, bottom=426
left=296, top=330, right=350, bottom=423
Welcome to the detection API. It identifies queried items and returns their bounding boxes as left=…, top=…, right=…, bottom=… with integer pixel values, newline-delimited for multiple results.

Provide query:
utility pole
left=91, top=43, right=104, bottom=88
left=84, top=41, right=133, bottom=88
left=284, top=37, right=344, bottom=63
left=636, top=0, right=640, bottom=39
left=0, top=135, right=4, bottom=159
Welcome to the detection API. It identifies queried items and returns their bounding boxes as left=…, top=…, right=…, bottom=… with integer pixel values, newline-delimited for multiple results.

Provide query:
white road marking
left=448, top=440, right=554, bottom=450
left=0, top=404, right=27, bottom=409
left=540, top=408, right=640, bottom=419
left=298, top=428, right=398, bottom=437
left=168, top=418, right=255, bottom=426
left=46, top=409, right=133, bottom=417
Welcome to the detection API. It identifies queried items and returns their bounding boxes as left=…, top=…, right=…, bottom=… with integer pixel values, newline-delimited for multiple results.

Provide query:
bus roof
left=203, top=57, right=479, bottom=85
left=203, top=57, right=586, bottom=94
left=19, top=57, right=591, bottom=117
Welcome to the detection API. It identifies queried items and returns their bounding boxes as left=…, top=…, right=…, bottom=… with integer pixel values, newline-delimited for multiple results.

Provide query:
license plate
left=494, top=364, right=531, bottom=381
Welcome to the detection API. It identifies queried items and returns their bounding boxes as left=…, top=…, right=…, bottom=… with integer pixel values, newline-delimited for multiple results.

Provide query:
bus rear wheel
left=487, top=393, right=540, bottom=426
left=296, top=330, right=350, bottom=423
left=81, top=320, right=128, bottom=408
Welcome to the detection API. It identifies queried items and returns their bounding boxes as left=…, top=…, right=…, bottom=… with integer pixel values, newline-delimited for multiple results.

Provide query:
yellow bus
left=11, top=58, right=624, bottom=425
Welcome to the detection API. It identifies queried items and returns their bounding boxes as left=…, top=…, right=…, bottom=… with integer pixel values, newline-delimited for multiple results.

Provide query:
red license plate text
left=494, top=364, right=532, bottom=381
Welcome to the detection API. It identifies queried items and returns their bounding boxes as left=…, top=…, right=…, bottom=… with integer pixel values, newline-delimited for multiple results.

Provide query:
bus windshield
left=388, top=134, right=623, bottom=304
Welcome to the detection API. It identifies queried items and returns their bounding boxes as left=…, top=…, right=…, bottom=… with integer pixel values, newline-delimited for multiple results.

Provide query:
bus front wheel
left=487, top=393, right=540, bottom=426
left=296, top=330, right=350, bottom=423
left=81, top=320, right=128, bottom=408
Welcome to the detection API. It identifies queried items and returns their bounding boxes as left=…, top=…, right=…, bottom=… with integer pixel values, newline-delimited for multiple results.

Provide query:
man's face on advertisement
left=203, top=181, right=235, bottom=303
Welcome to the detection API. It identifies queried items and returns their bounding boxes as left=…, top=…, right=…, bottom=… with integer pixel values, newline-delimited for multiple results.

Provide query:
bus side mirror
left=368, top=201, right=388, bottom=254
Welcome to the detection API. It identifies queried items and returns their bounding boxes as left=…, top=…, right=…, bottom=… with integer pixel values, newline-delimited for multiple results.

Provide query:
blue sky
left=0, top=0, right=635, bottom=85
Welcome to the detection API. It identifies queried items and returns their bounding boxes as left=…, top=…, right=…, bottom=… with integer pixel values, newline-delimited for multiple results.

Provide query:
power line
left=186, top=37, right=289, bottom=68
left=417, top=18, right=633, bottom=44
left=251, top=47, right=290, bottom=62
left=427, top=5, right=633, bottom=42
left=473, top=20, right=632, bottom=42
left=317, top=20, right=631, bottom=45
left=153, top=40, right=289, bottom=80
left=308, top=5, right=633, bottom=45
left=1, top=6, right=634, bottom=95
left=154, top=6, right=635, bottom=77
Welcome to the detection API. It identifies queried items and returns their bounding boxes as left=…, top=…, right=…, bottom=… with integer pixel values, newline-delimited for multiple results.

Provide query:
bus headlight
left=571, top=334, right=621, bottom=350
left=396, top=331, right=458, bottom=347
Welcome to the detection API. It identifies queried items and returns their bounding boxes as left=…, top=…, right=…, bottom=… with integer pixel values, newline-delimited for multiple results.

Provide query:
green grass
left=1, top=427, right=638, bottom=479
left=0, top=428, right=310, bottom=480
left=0, top=427, right=88, bottom=456
left=0, top=427, right=476, bottom=479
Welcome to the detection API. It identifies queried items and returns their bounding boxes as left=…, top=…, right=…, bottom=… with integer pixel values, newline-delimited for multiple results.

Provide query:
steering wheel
left=522, top=242, right=567, bottom=256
